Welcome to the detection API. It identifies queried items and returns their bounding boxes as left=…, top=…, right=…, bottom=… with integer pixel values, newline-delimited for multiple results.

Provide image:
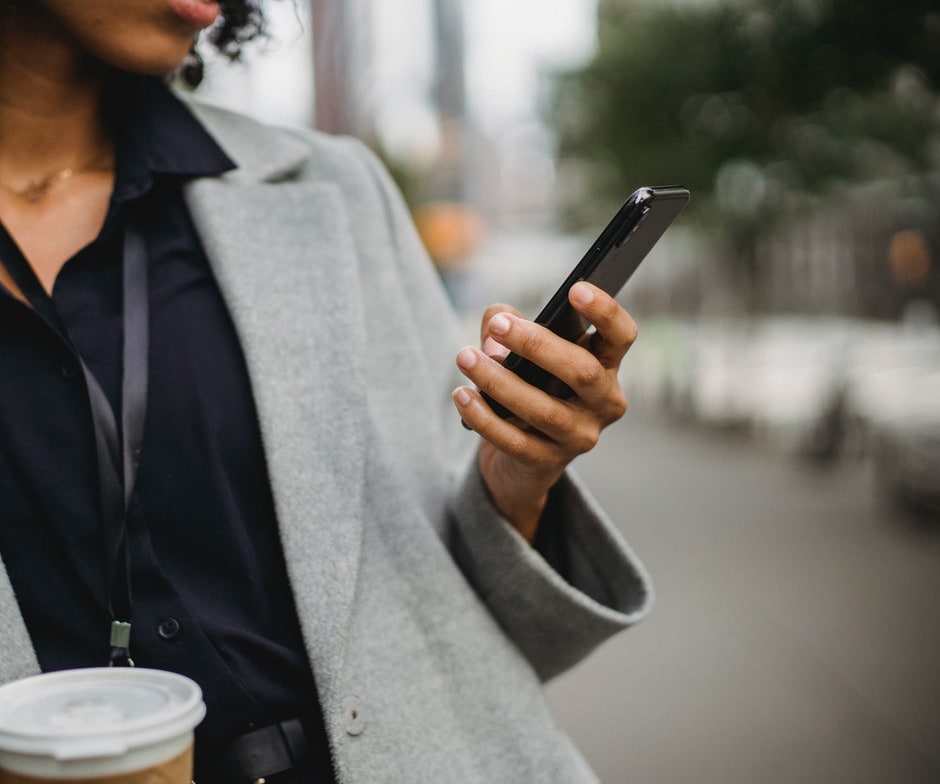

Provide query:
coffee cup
left=0, top=667, right=205, bottom=783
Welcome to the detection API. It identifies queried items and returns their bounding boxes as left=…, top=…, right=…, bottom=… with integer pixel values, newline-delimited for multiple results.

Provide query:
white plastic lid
left=0, top=668, right=205, bottom=763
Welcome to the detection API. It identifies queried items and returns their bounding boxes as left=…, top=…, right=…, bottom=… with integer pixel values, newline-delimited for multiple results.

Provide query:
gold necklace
left=0, top=152, right=109, bottom=203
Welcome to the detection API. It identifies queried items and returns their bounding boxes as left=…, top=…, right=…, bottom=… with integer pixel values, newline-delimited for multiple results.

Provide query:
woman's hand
left=452, top=281, right=637, bottom=543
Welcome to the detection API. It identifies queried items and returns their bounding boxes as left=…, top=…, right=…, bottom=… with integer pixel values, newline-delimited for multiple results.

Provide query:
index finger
left=568, top=282, right=638, bottom=368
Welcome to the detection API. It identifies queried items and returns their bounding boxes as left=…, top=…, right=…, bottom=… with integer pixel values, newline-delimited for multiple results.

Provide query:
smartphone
left=484, top=185, right=690, bottom=418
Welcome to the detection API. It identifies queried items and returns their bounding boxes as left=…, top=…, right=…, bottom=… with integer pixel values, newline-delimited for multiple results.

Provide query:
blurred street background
left=194, top=0, right=940, bottom=780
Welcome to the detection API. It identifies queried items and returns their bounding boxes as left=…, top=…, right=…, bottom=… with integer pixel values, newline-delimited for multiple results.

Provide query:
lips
left=167, top=0, right=221, bottom=30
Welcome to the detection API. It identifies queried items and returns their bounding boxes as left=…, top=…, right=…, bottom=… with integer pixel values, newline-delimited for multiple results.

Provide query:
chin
left=106, top=37, right=194, bottom=78
left=133, top=57, right=193, bottom=78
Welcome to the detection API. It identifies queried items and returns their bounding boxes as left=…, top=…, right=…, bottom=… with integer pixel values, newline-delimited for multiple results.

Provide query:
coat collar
left=184, top=99, right=312, bottom=184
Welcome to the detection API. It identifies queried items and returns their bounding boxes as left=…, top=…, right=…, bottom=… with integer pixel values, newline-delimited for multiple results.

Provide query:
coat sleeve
left=344, top=136, right=653, bottom=682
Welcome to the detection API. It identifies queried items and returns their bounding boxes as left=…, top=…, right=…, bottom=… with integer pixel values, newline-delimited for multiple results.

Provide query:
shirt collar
left=104, top=72, right=236, bottom=206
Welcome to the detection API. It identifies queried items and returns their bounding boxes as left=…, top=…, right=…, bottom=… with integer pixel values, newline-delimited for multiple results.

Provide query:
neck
left=0, top=7, right=112, bottom=184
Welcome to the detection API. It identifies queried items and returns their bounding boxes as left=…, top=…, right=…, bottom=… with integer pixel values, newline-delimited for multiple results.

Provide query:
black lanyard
left=1, top=216, right=149, bottom=667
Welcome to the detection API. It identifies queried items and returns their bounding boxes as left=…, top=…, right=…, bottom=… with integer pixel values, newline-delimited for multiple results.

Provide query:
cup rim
left=0, top=667, right=205, bottom=761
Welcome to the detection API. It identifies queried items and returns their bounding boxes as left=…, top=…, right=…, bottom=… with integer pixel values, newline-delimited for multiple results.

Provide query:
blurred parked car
left=868, top=368, right=940, bottom=514
left=743, top=317, right=851, bottom=457
left=617, top=308, right=940, bottom=516
left=674, top=316, right=853, bottom=455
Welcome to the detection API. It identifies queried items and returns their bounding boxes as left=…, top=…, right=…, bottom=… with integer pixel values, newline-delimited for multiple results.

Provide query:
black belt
left=196, top=718, right=334, bottom=784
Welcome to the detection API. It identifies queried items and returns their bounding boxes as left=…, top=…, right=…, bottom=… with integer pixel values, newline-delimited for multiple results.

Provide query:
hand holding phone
left=483, top=185, right=690, bottom=418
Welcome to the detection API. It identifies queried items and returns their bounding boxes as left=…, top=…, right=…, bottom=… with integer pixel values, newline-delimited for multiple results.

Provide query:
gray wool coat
left=0, top=102, right=652, bottom=783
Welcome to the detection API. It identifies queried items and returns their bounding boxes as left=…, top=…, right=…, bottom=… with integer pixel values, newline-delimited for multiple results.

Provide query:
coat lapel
left=0, top=566, right=40, bottom=681
left=183, top=113, right=367, bottom=706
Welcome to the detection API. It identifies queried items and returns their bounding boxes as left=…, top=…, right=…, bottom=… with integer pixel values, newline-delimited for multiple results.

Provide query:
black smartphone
left=484, top=185, right=690, bottom=418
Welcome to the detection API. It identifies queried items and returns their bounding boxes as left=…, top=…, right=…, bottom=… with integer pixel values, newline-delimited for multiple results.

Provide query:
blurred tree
left=550, top=0, right=940, bottom=307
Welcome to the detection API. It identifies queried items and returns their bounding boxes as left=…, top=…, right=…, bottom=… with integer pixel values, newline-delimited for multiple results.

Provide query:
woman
left=0, top=1, right=651, bottom=782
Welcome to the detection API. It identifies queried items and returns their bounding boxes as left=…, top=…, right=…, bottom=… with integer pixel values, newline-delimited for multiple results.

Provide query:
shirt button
left=343, top=696, right=366, bottom=736
left=157, top=618, right=180, bottom=640
left=61, top=360, right=79, bottom=379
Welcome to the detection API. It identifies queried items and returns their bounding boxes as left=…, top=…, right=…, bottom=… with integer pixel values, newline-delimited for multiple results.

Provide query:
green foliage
left=549, top=0, right=940, bottom=235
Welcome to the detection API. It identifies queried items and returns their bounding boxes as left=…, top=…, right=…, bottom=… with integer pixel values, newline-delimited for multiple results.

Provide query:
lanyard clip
left=108, top=620, right=134, bottom=667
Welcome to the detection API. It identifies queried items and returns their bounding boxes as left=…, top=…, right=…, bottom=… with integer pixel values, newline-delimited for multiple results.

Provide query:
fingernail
left=456, top=347, right=477, bottom=371
left=453, top=386, right=472, bottom=406
left=489, top=313, right=511, bottom=335
left=483, top=337, right=509, bottom=360
left=570, top=282, right=594, bottom=305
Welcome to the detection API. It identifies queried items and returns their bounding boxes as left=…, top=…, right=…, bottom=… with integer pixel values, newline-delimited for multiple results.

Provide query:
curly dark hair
left=179, top=0, right=270, bottom=88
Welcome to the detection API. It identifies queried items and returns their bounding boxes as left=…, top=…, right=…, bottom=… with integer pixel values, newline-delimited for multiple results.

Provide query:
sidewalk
left=546, top=411, right=940, bottom=784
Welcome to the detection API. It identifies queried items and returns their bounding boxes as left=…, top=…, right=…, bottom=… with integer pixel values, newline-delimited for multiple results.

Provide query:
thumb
left=480, top=303, right=524, bottom=360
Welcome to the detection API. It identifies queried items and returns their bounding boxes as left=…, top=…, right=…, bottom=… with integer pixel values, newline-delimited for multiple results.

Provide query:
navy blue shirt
left=0, top=74, right=325, bottom=756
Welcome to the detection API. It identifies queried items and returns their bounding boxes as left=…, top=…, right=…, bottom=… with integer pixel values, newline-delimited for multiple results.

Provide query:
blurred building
left=756, top=177, right=939, bottom=319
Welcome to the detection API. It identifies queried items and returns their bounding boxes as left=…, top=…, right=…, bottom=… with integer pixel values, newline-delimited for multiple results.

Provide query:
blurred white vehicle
left=687, top=318, right=754, bottom=428
left=867, top=367, right=940, bottom=513
left=744, top=317, right=851, bottom=456
left=681, top=316, right=853, bottom=455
